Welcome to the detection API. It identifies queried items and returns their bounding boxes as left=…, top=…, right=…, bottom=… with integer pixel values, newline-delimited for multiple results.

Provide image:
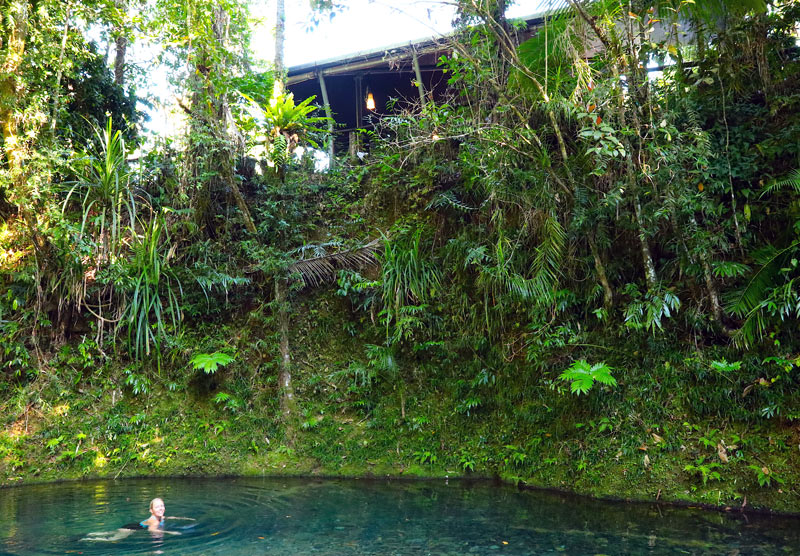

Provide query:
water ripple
left=0, top=478, right=798, bottom=555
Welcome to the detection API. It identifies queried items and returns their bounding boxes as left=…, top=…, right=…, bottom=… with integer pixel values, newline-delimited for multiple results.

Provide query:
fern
left=558, top=360, right=617, bottom=396
left=190, top=352, right=234, bottom=374
left=190, top=265, right=250, bottom=309
left=463, top=244, right=490, bottom=267
left=624, top=284, right=681, bottom=332
left=527, top=214, right=565, bottom=301
left=271, top=134, right=289, bottom=167
left=712, top=261, right=751, bottom=278
left=427, top=191, right=481, bottom=212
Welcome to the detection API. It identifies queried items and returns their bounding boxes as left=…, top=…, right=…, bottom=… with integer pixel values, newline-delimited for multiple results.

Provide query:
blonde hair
left=149, top=498, right=164, bottom=512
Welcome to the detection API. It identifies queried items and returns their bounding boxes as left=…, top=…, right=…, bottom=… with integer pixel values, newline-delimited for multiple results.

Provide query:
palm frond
left=760, top=169, right=800, bottom=198
left=514, top=3, right=583, bottom=98
left=727, top=245, right=787, bottom=318
left=727, top=240, right=800, bottom=347
left=289, top=239, right=382, bottom=288
left=654, top=0, right=766, bottom=23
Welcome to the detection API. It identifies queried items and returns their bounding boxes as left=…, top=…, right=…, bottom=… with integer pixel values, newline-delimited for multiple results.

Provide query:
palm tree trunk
left=275, top=275, right=295, bottom=424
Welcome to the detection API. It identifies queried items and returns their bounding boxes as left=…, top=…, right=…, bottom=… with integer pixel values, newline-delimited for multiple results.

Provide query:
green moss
left=1, top=293, right=799, bottom=514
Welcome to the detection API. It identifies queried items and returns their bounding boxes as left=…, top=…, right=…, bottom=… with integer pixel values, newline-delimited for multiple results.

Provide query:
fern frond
left=427, top=191, right=481, bottom=212
left=464, top=244, right=490, bottom=267
left=712, top=261, right=750, bottom=279
left=527, top=214, right=565, bottom=301
left=558, top=359, right=616, bottom=396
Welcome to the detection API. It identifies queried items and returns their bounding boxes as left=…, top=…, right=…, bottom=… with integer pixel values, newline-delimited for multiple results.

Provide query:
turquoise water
left=0, top=477, right=798, bottom=555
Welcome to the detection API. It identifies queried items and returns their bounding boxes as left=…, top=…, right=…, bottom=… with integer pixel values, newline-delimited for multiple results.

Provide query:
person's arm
left=166, top=516, right=196, bottom=521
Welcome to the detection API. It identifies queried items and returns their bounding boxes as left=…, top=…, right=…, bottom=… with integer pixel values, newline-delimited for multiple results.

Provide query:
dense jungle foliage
left=2, top=0, right=800, bottom=511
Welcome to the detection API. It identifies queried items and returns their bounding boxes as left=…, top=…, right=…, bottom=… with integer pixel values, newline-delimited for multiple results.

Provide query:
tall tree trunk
left=0, top=0, right=45, bottom=252
left=684, top=217, right=732, bottom=334
left=114, top=36, right=127, bottom=85
left=576, top=0, right=658, bottom=292
left=588, top=234, right=613, bottom=312
left=275, top=275, right=296, bottom=429
left=1, top=0, right=29, bottom=179
left=701, top=258, right=729, bottom=333
left=212, top=5, right=255, bottom=234
left=273, top=0, right=285, bottom=98
left=633, top=195, right=658, bottom=291
left=113, top=0, right=128, bottom=86
left=50, top=2, right=72, bottom=134
left=221, top=147, right=257, bottom=234
left=184, top=5, right=256, bottom=235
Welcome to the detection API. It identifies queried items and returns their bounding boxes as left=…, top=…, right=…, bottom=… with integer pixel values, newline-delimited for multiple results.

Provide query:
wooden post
left=348, top=131, right=359, bottom=160
left=317, top=71, right=335, bottom=167
left=354, top=74, right=363, bottom=127
left=411, top=45, right=426, bottom=107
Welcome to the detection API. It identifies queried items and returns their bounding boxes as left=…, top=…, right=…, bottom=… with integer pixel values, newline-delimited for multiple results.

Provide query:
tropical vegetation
left=1, top=0, right=799, bottom=511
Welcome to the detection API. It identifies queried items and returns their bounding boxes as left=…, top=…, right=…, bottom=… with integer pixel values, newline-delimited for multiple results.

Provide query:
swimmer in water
left=81, top=497, right=194, bottom=542
left=140, top=497, right=166, bottom=531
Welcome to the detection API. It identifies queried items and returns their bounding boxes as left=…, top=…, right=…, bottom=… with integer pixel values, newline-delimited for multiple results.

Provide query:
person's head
left=149, top=498, right=165, bottom=518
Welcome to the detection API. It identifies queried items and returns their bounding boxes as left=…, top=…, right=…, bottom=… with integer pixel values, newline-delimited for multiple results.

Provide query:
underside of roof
left=285, top=13, right=547, bottom=136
